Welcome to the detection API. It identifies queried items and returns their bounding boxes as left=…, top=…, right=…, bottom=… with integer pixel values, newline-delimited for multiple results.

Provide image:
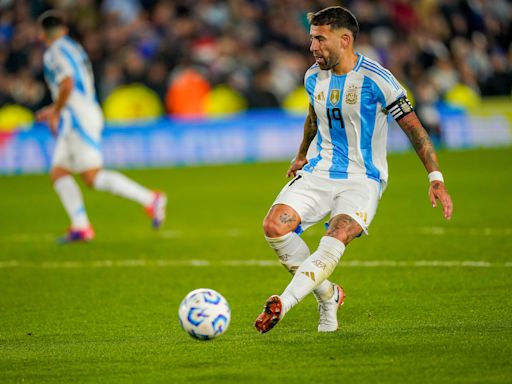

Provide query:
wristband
left=428, top=171, right=444, bottom=183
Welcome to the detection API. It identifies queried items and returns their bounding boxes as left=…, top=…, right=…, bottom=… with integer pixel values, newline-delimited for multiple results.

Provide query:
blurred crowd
left=0, top=0, right=511, bottom=118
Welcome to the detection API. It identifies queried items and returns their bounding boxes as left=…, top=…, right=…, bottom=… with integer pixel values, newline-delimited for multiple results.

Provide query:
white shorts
left=272, top=171, right=382, bottom=234
left=52, top=107, right=103, bottom=173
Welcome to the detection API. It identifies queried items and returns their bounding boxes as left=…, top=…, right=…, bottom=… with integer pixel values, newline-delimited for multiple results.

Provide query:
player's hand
left=428, top=181, right=453, bottom=220
left=36, top=105, right=59, bottom=136
left=287, top=157, right=308, bottom=178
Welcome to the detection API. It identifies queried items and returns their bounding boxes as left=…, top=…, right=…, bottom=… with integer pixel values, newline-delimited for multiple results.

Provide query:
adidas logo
left=355, top=211, right=368, bottom=224
left=301, top=271, right=316, bottom=281
left=315, top=92, right=325, bottom=101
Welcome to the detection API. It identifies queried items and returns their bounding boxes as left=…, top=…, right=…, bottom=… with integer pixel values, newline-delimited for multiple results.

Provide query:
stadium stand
left=0, top=0, right=510, bottom=118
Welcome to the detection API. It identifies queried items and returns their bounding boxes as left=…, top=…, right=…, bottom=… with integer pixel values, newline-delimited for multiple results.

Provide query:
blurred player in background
left=36, top=10, right=167, bottom=243
left=254, top=6, right=453, bottom=334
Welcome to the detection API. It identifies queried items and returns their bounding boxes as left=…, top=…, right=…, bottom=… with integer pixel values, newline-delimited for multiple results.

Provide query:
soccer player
left=36, top=11, right=167, bottom=242
left=254, top=6, right=453, bottom=333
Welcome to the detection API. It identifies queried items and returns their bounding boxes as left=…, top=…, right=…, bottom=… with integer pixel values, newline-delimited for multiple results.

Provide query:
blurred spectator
left=102, top=0, right=141, bottom=25
left=246, top=63, right=280, bottom=110
left=429, top=57, right=459, bottom=95
left=146, top=59, right=170, bottom=101
left=481, top=51, right=512, bottom=96
left=8, top=67, right=46, bottom=110
left=0, top=0, right=510, bottom=119
left=99, top=61, right=125, bottom=102
left=414, top=77, right=442, bottom=147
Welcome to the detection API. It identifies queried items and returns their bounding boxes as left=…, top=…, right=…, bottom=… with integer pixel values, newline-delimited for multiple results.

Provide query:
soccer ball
left=178, top=288, right=231, bottom=340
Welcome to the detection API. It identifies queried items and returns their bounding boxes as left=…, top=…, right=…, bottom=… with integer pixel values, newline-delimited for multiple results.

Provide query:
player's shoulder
left=358, top=55, right=389, bottom=71
left=45, top=36, right=66, bottom=57
left=44, top=43, right=60, bottom=63
left=304, top=63, right=322, bottom=81
left=51, top=36, right=82, bottom=54
left=356, top=55, right=401, bottom=91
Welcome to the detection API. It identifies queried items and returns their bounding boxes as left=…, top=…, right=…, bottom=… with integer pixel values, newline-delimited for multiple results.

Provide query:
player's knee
left=325, top=228, right=362, bottom=245
left=84, top=176, right=95, bottom=188
left=50, top=173, right=61, bottom=184
left=81, top=173, right=96, bottom=188
left=50, top=168, right=70, bottom=184
left=262, top=216, right=290, bottom=238
left=326, top=214, right=363, bottom=245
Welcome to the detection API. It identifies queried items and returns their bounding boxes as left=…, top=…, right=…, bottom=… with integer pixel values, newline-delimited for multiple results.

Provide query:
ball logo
left=202, top=291, right=221, bottom=305
left=187, top=307, right=208, bottom=326
left=179, top=288, right=231, bottom=340
left=212, top=314, right=228, bottom=334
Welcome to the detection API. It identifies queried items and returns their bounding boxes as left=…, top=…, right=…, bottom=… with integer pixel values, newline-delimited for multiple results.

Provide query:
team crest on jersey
left=345, top=85, right=358, bottom=104
left=329, top=89, right=340, bottom=105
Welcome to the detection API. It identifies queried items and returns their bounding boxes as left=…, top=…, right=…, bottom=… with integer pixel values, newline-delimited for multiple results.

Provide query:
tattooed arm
left=399, top=112, right=440, bottom=172
left=398, top=112, right=453, bottom=220
left=287, top=104, right=318, bottom=178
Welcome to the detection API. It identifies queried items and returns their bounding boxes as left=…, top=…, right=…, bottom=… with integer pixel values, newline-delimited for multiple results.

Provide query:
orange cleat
left=145, top=191, right=167, bottom=229
left=58, top=226, right=95, bottom=244
left=254, top=295, right=284, bottom=334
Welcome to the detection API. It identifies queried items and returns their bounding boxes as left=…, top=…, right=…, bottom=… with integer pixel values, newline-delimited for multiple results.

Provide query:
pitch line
left=2, top=226, right=512, bottom=244
left=0, top=259, right=510, bottom=269
left=415, top=227, right=512, bottom=236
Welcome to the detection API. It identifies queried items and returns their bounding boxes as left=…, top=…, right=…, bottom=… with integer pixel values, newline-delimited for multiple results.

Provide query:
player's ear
left=340, top=31, right=351, bottom=49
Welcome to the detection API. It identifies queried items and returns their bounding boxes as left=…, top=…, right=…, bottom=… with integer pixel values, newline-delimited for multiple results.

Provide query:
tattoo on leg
left=327, top=215, right=354, bottom=236
left=279, top=213, right=296, bottom=226
left=327, top=215, right=363, bottom=244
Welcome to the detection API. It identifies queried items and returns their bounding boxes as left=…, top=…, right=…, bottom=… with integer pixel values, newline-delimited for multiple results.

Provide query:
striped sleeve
left=358, top=57, right=406, bottom=109
left=48, top=44, right=74, bottom=84
left=304, top=64, right=320, bottom=105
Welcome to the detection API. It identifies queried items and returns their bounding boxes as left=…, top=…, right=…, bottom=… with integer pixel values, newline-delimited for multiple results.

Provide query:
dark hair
left=307, top=6, right=359, bottom=40
left=37, top=10, right=66, bottom=31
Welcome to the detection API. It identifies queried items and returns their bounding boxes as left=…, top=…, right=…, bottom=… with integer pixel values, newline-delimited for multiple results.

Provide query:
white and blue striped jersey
left=302, top=53, right=406, bottom=187
left=43, top=36, right=102, bottom=136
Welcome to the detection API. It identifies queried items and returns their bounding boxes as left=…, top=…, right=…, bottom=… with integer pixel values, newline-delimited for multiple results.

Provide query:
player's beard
left=316, top=52, right=340, bottom=71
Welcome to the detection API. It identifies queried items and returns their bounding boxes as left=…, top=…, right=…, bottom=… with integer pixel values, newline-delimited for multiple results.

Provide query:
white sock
left=266, top=232, right=335, bottom=302
left=93, top=170, right=153, bottom=206
left=54, top=175, right=90, bottom=230
left=281, top=236, right=346, bottom=313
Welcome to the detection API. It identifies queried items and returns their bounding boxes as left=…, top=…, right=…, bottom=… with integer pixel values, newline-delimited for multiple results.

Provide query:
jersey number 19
left=327, top=107, right=345, bottom=130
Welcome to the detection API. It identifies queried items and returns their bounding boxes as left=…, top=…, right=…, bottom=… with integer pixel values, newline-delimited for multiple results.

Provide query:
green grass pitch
left=0, top=147, right=511, bottom=383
